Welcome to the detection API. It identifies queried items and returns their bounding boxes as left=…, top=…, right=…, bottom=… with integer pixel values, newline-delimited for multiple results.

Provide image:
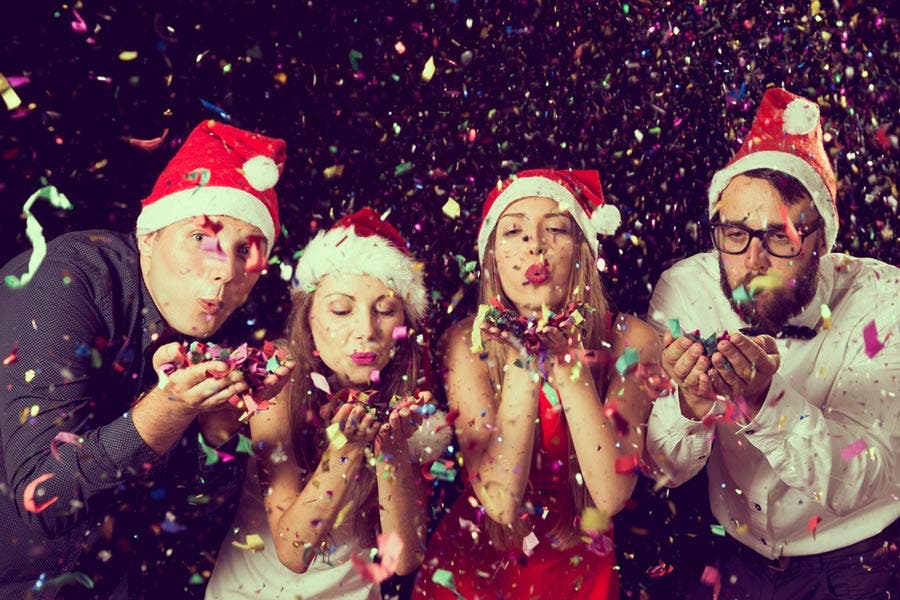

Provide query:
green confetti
left=428, top=461, right=457, bottom=482
left=188, top=573, right=205, bottom=585
left=710, top=524, right=727, bottom=537
left=393, top=161, right=413, bottom=176
left=197, top=433, right=219, bottom=466
left=542, top=381, right=560, bottom=406
left=615, top=347, right=640, bottom=376
left=5, top=185, right=73, bottom=289
left=348, top=49, right=363, bottom=71
left=668, top=318, right=684, bottom=338
left=235, top=433, right=255, bottom=455
left=732, top=285, right=751, bottom=305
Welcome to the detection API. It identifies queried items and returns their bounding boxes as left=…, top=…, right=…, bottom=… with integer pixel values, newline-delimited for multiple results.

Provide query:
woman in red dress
left=414, top=170, right=662, bottom=599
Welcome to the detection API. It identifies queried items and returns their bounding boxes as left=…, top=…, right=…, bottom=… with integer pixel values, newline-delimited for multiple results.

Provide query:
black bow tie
left=739, top=325, right=818, bottom=340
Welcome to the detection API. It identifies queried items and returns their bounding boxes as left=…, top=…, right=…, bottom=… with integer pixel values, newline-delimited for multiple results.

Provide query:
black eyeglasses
left=710, top=218, right=823, bottom=258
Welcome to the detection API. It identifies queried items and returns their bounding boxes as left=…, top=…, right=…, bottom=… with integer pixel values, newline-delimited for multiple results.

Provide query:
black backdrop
left=2, top=1, right=898, bottom=598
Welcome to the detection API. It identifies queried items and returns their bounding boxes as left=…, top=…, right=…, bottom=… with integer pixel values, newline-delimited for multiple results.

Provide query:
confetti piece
left=125, top=128, right=169, bottom=151
left=186, top=167, right=212, bottom=187
left=70, top=9, right=87, bottom=33
left=747, top=273, right=782, bottom=292
left=699, top=565, right=721, bottom=597
left=732, top=285, right=751, bottom=305
left=351, top=531, right=403, bottom=583
left=244, top=236, right=266, bottom=274
left=323, top=164, right=344, bottom=179
left=24, top=473, right=58, bottom=513
left=442, top=197, right=461, bottom=219
left=862, top=320, right=886, bottom=358
left=779, top=205, right=802, bottom=250
left=470, top=304, right=490, bottom=352
left=199, top=98, right=231, bottom=121
left=5, top=186, right=74, bottom=289
left=50, top=432, right=83, bottom=462
left=3, top=342, right=18, bottom=365
left=840, top=438, right=867, bottom=461
left=432, top=568, right=463, bottom=598
left=311, top=372, right=331, bottom=395
left=425, top=459, right=458, bottom=482
left=325, top=423, right=347, bottom=449
left=0, top=72, right=23, bottom=111
left=614, top=452, right=641, bottom=474
left=333, top=499, right=355, bottom=529
left=25, top=369, right=36, bottom=383
left=820, top=304, right=832, bottom=330
left=580, top=506, right=610, bottom=533
left=197, top=433, right=220, bottom=466
left=710, top=524, right=726, bottom=537
left=615, top=347, right=639, bottom=375
left=541, top=381, right=560, bottom=407
left=522, top=531, right=539, bottom=557
left=40, top=571, right=94, bottom=590
left=421, top=56, right=436, bottom=82
left=392, top=326, right=408, bottom=340
left=118, top=50, right=139, bottom=61
left=235, top=433, right=255, bottom=455
left=231, top=533, right=265, bottom=551
left=667, top=318, right=683, bottom=339
left=807, top=515, right=822, bottom=540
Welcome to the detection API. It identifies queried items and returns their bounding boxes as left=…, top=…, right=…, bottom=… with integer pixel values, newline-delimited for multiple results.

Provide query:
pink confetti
left=391, top=326, right=408, bottom=340
left=310, top=372, right=331, bottom=395
left=700, top=565, right=721, bottom=599
left=369, top=369, right=381, bottom=384
left=862, top=320, right=886, bottom=358
left=614, top=452, right=641, bottom=474
left=779, top=205, right=802, bottom=250
left=244, top=235, right=266, bottom=274
left=50, top=432, right=83, bottom=462
left=350, top=531, right=403, bottom=583
left=24, top=473, right=59, bottom=513
left=840, top=438, right=867, bottom=461
left=71, top=9, right=87, bottom=33
left=126, top=128, right=170, bottom=151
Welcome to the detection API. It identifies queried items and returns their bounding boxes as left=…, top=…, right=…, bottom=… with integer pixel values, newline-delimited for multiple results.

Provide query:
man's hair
left=732, top=168, right=813, bottom=206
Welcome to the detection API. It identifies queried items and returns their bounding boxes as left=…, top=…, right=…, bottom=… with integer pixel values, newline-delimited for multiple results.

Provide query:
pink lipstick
left=351, top=352, right=377, bottom=365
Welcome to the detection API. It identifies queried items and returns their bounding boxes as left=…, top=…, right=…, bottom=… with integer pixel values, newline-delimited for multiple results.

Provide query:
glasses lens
left=713, top=225, right=750, bottom=254
left=763, top=230, right=802, bottom=257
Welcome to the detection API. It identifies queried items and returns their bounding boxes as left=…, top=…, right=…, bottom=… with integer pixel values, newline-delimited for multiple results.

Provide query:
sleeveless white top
left=205, top=459, right=379, bottom=600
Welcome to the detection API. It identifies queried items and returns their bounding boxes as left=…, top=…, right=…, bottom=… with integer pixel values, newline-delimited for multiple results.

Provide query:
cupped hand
left=707, top=333, right=779, bottom=409
left=332, top=402, right=379, bottom=448
left=151, top=342, right=249, bottom=414
left=661, top=332, right=716, bottom=419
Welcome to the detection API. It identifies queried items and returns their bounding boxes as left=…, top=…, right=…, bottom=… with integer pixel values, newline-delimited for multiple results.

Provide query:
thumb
left=152, top=342, right=186, bottom=371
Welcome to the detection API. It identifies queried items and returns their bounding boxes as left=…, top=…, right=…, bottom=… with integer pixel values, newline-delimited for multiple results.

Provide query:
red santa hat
left=708, top=88, right=838, bottom=250
left=477, top=168, right=621, bottom=265
left=293, top=207, right=427, bottom=322
left=136, top=120, right=286, bottom=253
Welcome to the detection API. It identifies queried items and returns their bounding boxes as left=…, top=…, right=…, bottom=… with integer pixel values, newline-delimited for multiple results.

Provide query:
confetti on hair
left=862, top=320, right=886, bottom=358
left=23, top=473, right=58, bottom=513
left=50, top=432, right=83, bottom=462
left=840, top=438, right=867, bottom=461
left=5, top=186, right=74, bottom=289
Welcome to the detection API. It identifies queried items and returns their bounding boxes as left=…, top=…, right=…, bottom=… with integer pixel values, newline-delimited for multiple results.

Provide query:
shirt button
left=754, top=503, right=762, bottom=511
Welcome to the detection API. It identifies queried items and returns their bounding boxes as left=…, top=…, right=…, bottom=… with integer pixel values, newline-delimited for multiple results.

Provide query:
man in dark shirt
left=0, top=120, right=292, bottom=598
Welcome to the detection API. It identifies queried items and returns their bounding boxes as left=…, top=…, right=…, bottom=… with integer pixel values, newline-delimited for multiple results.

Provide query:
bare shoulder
left=437, top=316, right=476, bottom=359
left=610, top=313, right=663, bottom=358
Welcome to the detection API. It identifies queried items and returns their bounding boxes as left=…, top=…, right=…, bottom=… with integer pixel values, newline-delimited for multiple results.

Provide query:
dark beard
left=718, top=257, right=819, bottom=334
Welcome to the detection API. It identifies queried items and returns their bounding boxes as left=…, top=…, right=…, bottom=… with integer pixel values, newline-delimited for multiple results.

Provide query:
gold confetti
left=421, top=56, right=436, bottom=82
left=231, top=533, right=265, bottom=551
left=0, top=73, right=22, bottom=111
left=441, top=197, right=460, bottom=219
left=118, top=50, right=139, bottom=61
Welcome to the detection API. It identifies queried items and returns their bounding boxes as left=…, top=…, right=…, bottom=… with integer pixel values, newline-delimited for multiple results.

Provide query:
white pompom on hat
left=136, top=120, right=286, bottom=253
left=477, top=168, right=620, bottom=265
left=708, top=88, right=838, bottom=250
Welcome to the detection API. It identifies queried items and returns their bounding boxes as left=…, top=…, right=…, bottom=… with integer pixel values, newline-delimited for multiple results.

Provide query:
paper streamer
left=24, top=473, right=59, bottom=513
left=5, top=186, right=74, bottom=289
left=50, top=432, right=83, bottom=462
left=840, top=438, right=867, bottom=461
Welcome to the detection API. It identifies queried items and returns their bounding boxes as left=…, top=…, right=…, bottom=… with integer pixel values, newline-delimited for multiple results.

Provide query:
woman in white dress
left=207, top=207, right=443, bottom=599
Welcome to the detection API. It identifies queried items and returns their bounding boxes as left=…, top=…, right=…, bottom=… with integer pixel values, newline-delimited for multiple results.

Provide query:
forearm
left=269, top=445, right=366, bottom=573
left=470, top=365, right=540, bottom=524
left=645, top=392, right=715, bottom=486
left=377, top=444, right=427, bottom=575
left=553, top=363, right=634, bottom=514
left=131, top=387, right=198, bottom=455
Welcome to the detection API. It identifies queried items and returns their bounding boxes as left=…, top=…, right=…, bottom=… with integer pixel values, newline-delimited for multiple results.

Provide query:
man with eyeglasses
left=645, top=88, right=898, bottom=599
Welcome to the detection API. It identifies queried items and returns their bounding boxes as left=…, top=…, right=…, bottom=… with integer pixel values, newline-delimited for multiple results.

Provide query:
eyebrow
left=499, top=211, right=571, bottom=220
left=324, top=293, right=396, bottom=303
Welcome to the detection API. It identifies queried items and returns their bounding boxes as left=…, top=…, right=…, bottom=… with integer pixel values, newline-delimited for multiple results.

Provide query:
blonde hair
left=283, top=287, right=421, bottom=546
left=476, top=225, right=611, bottom=550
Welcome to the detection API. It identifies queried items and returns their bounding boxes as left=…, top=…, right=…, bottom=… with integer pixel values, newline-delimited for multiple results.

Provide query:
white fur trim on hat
left=708, top=150, right=837, bottom=251
left=135, top=186, right=276, bottom=253
left=782, top=98, right=820, bottom=136
left=477, top=177, right=602, bottom=264
left=293, top=226, right=428, bottom=322
left=242, top=155, right=280, bottom=191
left=591, top=204, right=622, bottom=236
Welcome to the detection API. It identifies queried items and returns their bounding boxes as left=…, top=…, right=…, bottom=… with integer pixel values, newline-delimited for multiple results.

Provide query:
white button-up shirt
left=646, top=251, right=899, bottom=559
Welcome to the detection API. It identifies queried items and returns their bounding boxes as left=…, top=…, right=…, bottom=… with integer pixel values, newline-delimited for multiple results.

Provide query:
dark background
left=2, top=1, right=897, bottom=598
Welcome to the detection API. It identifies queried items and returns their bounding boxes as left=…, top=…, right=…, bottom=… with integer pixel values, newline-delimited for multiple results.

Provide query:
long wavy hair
left=282, top=286, right=422, bottom=547
left=476, top=224, right=612, bottom=551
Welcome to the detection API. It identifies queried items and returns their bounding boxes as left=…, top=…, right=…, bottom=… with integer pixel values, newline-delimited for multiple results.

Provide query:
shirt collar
left=786, top=262, right=832, bottom=330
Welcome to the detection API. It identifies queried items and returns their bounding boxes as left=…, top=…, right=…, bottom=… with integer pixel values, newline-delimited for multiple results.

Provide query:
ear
left=137, top=232, right=156, bottom=257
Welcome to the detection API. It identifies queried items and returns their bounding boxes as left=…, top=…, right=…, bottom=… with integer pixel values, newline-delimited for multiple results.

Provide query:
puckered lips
left=524, top=262, right=550, bottom=285
left=351, top=352, right=377, bottom=366
left=198, top=299, right=224, bottom=315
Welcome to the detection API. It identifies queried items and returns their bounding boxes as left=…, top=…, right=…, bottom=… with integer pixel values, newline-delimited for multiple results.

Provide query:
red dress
left=413, top=387, right=618, bottom=599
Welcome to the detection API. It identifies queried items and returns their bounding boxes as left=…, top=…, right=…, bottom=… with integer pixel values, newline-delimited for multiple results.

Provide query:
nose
left=744, top=237, right=770, bottom=273
left=207, top=252, right=239, bottom=284
left=354, top=311, right=378, bottom=342
left=523, top=229, right=545, bottom=256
